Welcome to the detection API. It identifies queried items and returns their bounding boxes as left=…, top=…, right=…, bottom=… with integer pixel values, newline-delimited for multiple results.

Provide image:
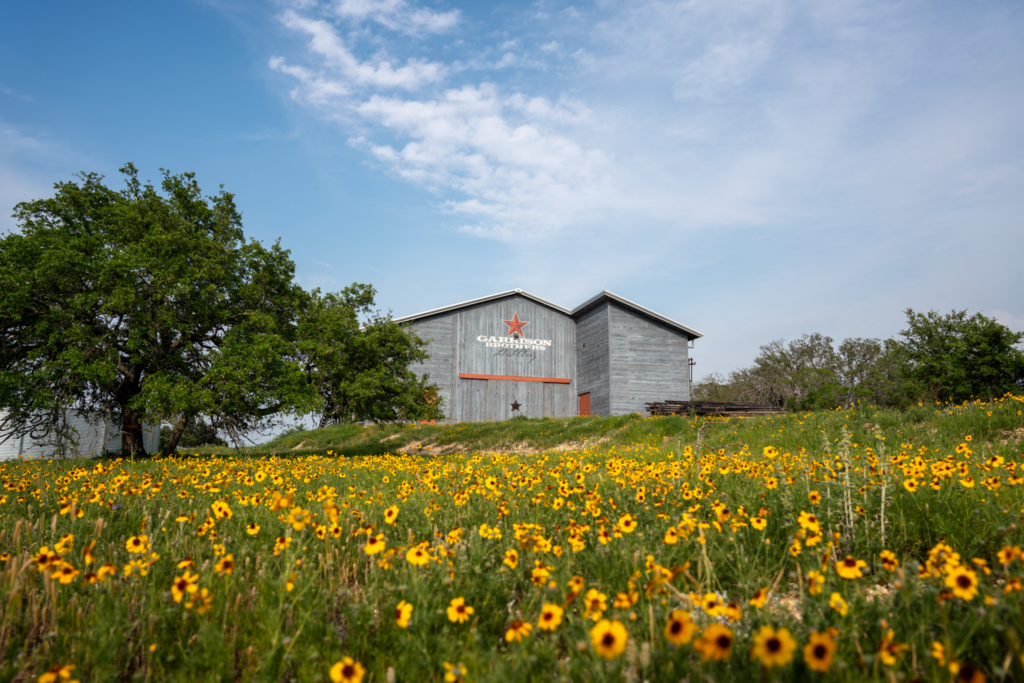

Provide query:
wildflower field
left=3, top=398, right=1024, bottom=683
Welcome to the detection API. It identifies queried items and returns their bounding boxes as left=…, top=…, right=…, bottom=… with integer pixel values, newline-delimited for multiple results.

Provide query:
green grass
left=3, top=396, right=1024, bottom=682
left=195, top=399, right=1024, bottom=462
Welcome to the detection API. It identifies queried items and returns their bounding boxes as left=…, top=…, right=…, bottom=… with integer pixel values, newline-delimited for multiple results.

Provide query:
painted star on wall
left=503, top=313, right=529, bottom=338
left=511, top=400, right=521, bottom=412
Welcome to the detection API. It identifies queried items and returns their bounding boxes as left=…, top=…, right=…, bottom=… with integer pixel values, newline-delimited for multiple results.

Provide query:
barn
left=396, top=289, right=702, bottom=422
left=0, top=410, right=160, bottom=461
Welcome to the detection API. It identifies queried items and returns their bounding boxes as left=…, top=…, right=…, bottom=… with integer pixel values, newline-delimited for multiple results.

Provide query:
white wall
left=0, top=410, right=160, bottom=461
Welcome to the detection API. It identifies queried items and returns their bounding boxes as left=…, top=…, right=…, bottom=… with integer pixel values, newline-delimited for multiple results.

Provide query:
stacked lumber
left=645, top=400, right=786, bottom=417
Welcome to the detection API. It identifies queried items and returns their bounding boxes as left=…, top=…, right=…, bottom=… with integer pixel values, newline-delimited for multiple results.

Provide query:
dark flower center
left=767, top=637, right=781, bottom=653
left=602, top=633, right=616, bottom=647
left=341, top=665, right=354, bottom=677
left=671, top=621, right=682, bottom=634
left=813, top=644, right=828, bottom=659
left=717, top=635, right=731, bottom=649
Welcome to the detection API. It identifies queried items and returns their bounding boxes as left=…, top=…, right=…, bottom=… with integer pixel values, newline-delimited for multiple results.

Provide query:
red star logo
left=502, top=312, right=529, bottom=337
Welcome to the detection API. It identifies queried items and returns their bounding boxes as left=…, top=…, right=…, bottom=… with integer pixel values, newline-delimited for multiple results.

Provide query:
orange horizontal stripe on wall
left=459, top=373, right=571, bottom=384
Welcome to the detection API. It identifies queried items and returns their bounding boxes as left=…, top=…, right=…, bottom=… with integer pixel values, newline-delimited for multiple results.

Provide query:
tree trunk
left=121, top=406, right=148, bottom=457
left=160, top=414, right=191, bottom=456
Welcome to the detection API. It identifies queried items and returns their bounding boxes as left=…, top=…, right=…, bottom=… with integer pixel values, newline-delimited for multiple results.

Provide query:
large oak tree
left=0, top=165, right=441, bottom=456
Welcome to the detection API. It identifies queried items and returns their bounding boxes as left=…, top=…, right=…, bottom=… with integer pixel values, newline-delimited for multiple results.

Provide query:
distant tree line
left=693, top=309, right=1024, bottom=410
left=0, top=164, right=443, bottom=456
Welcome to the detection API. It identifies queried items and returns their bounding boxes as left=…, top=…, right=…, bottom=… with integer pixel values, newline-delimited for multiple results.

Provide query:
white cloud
left=279, top=11, right=446, bottom=90
left=353, top=84, right=616, bottom=239
left=332, top=0, right=459, bottom=34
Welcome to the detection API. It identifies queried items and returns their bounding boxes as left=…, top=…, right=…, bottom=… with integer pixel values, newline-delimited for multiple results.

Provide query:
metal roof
left=571, top=290, right=703, bottom=339
left=392, top=289, right=570, bottom=323
left=394, top=288, right=702, bottom=339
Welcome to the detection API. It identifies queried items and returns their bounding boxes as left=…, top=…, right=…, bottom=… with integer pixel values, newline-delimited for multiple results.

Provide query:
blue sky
left=2, top=0, right=1023, bottom=390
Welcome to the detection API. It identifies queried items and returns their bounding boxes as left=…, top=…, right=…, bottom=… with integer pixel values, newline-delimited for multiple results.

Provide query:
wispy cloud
left=267, top=0, right=1024, bottom=270
left=333, top=0, right=459, bottom=35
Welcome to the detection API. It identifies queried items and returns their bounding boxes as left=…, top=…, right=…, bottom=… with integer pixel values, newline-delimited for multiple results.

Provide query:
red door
left=578, top=392, right=591, bottom=416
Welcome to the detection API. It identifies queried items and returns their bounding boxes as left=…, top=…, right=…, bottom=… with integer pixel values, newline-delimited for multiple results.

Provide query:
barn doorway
left=578, top=392, right=591, bottom=416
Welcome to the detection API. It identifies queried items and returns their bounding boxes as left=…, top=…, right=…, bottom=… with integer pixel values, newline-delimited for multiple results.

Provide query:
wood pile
left=646, top=400, right=787, bottom=417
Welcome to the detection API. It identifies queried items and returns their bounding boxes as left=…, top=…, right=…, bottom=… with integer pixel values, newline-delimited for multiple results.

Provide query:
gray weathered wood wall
left=408, top=293, right=576, bottom=422
left=607, top=303, right=690, bottom=415
left=574, top=302, right=611, bottom=417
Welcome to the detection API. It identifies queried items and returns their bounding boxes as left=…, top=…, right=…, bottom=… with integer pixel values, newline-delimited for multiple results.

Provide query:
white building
left=0, top=410, right=160, bottom=461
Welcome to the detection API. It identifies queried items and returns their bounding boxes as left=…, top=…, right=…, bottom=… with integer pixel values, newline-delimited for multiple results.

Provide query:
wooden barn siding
left=607, top=303, right=690, bottom=416
left=455, top=379, right=573, bottom=421
left=409, top=294, right=576, bottom=422
left=574, top=302, right=611, bottom=417
left=406, top=317, right=456, bottom=420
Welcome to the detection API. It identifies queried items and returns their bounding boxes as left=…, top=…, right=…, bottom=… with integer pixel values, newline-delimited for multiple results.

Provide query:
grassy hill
left=190, top=399, right=1024, bottom=459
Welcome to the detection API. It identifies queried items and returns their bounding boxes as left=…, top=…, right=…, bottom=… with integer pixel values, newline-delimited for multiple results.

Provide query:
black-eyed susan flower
left=749, top=588, right=769, bottom=608
left=405, top=545, right=429, bottom=566
left=880, top=550, right=899, bottom=571
left=751, top=625, right=796, bottom=668
left=286, top=507, right=312, bottom=531
left=329, top=657, right=365, bottom=683
left=364, top=533, right=385, bottom=555
left=214, top=554, right=234, bottom=575
left=442, top=662, right=467, bottom=683
left=803, top=631, right=836, bottom=672
left=997, top=545, right=1020, bottom=565
left=171, top=571, right=199, bottom=603
left=567, top=575, right=585, bottom=595
left=590, top=619, right=628, bottom=659
left=878, top=629, right=908, bottom=666
left=616, top=514, right=637, bottom=534
left=828, top=592, right=848, bottom=616
left=505, top=619, right=533, bottom=642
left=210, top=501, right=232, bottom=519
left=537, top=603, right=563, bottom=631
left=583, top=588, right=607, bottom=620
left=52, top=562, right=80, bottom=585
left=955, top=663, right=986, bottom=683
left=82, top=540, right=96, bottom=567
left=695, top=623, right=733, bottom=661
left=806, top=570, right=825, bottom=595
left=503, top=548, right=518, bottom=569
left=808, top=490, right=822, bottom=505
left=246, top=523, right=260, bottom=535
left=797, top=511, right=820, bottom=533
left=125, top=535, right=150, bottom=555
left=835, top=556, right=867, bottom=579
left=186, top=587, right=214, bottom=614
left=37, top=664, right=79, bottom=683
left=384, top=505, right=399, bottom=525
left=394, top=600, right=413, bottom=628
left=663, top=609, right=697, bottom=645
left=945, top=566, right=979, bottom=601
left=930, top=641, right=946, bottom=665
left=751, top=517, right=767, bottom=530
left=446, top=597, right=473, bottom=623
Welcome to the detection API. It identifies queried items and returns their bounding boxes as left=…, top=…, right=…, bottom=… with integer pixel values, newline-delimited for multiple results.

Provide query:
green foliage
left=900, top=308, right=1024, bottom=403
left=299, top=284, right=444, bottom=426
left=0, top=164, right=441, bottom=457
left=691, top=309, right=1024, bottom=411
